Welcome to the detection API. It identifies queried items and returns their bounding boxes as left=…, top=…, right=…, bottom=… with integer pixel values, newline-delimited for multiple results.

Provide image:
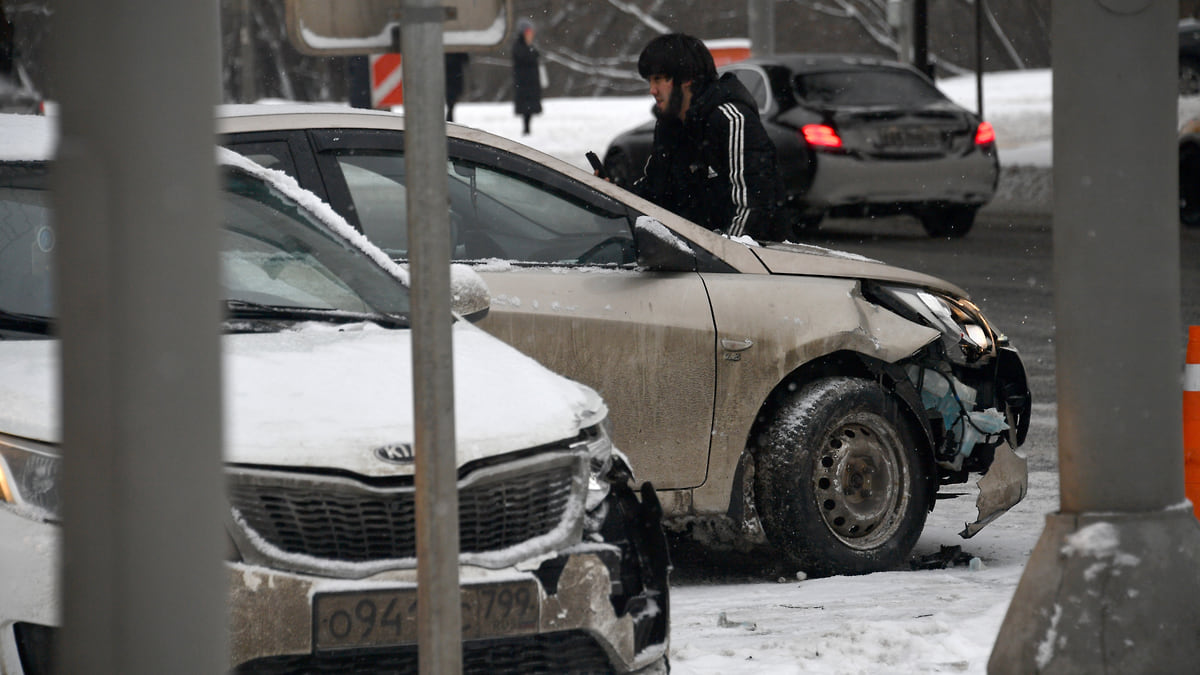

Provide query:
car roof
left=217, top=104, right=775, bottom=274
left=727, top=53, right=921, bottom=76
left=217, top=105, right=968, bottom=295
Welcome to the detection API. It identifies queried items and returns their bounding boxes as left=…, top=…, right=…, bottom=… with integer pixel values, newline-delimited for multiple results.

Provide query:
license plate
left=878, top=126, right=940, bottom=149
left=313, top=581, right=540, bottom=650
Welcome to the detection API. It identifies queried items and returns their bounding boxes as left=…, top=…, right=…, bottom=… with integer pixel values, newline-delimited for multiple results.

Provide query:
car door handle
left=721, top=338, right=754, bottom=352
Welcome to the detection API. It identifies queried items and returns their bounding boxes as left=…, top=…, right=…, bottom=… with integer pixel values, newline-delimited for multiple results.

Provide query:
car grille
left=226, top=451, right=587, bottom=576
left=232, top=631, right=615, bottom=675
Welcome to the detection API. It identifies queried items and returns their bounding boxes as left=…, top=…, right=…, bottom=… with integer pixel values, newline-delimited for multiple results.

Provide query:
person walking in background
left=511, top=18, right=543, bottom=135
left=631, top=33, right=784, bottom=241
left=445, top=52, right=469, bottom=122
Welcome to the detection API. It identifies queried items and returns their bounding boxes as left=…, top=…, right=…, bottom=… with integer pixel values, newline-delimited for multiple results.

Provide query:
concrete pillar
left=989, top=1, right=1200, bottom=672
left=51, top=0, right=226, bottom=673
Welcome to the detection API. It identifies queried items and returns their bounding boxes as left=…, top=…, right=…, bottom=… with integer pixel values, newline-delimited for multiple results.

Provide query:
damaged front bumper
left=962, top=443, right=1027, bottom=538
left=229, top=479, right=670, bottom=674
left=904, top=344, right=1032, bottom=538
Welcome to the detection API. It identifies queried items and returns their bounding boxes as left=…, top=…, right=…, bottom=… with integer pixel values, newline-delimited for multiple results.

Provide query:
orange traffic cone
left=1186, top=326, right=1200, bottom=520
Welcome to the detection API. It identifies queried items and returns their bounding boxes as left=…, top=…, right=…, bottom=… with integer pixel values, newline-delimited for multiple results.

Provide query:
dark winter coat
left=445, top=52, right=469, bottom=104
left=511, top=36, right=543, bottom=116
left=633, top=73, right=783, bottom=240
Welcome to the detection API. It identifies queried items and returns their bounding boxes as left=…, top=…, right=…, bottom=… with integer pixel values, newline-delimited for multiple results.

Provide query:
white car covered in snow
left=0, top=114, right=669, bottom=674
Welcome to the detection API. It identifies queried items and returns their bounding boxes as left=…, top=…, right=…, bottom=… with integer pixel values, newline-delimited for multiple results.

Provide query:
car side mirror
left=450, top=264, right=491, bottom=322
left=634, top=216, right=697, bottom=272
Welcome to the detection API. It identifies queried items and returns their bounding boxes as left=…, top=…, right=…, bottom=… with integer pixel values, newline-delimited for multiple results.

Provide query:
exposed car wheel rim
left=753, top=378, right=930, bottom=575
left=810, top=414, right=909, bottom=550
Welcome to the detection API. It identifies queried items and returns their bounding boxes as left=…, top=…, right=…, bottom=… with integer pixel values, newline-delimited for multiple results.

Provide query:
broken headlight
left=873, top=284, right=999, bottom=364
left=0, top=436, right=61, bottom=522
left=572, top=417, right=615, bottom=511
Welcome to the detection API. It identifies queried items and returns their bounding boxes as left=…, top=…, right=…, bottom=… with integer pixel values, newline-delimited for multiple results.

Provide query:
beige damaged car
left=220, top=106, right=1032, bottom=576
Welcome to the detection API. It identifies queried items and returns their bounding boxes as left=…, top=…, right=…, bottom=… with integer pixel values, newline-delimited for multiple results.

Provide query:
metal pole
left=748, top=0, right=775, bottom=57
left=989, top=1, right=1200, bottom=671
left=401, top=1, right=462, bottom=673
left=51, top=0, right=226, bottom=673
left=975, top=0, right=984, bottom=118
left=912, top=0, right=929, bottom=76
left=239, top=0, right=258, bottom=103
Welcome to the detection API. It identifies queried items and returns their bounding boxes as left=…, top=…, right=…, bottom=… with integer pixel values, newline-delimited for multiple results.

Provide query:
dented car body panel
left=694, top=274, right=942, bottom=514
left=217, top=106, right=1033, bottom=575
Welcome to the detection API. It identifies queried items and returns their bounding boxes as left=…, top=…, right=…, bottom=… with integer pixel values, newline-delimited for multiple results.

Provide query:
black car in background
left=1181, top=19, right=1200, bottom=95
left=603, top=54, right=999, bottom=238
left=1179, top=117, right=1200, bottom=227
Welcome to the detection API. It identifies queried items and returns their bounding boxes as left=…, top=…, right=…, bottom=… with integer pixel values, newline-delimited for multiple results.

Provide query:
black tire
left=782, top=206, right=825, bottom=239
left=604, top=149, right=636, bottom=189
left=1181, top=140, right=1200, bottom=228
left=753, top=378, right=930, bottom=576
left=1182, top=57, right=1200, bottom=96
left=919, top=204, right=977, bottom=238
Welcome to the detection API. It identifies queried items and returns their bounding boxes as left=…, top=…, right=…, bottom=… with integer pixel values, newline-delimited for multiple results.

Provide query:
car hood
left=0, top=322, right=605, bottom=477
left=753, top=242, right=968, bottom=297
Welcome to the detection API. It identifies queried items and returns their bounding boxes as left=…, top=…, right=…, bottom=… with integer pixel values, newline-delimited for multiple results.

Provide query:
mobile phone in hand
left=586, top=151, right=608, bottom=179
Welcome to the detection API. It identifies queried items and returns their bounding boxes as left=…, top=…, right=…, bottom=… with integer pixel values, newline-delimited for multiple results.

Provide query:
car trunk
left=779, top=104, right=978, bottom=160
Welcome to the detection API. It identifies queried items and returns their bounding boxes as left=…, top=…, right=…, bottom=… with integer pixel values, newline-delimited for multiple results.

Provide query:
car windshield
left=0, top=162, right=411, bottom=332
left=794, top=68, right=946, bottom=107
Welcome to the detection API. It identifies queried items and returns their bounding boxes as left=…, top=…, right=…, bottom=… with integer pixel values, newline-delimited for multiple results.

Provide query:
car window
left=794, top=69, right=945, bottom=107
left=0, top=163, right=54, bottom=318
left=329, top=147, right=633, bottom=265
left=448, top=158, right=632, bottom=263
left=334, top=154, right=409, bottom=256
left=728, top=67, right=769, bottom=111
left=221, top=168, right=410, bottom=316
left=0, top=161, right=411, bottom=329
left=224, top=140, right=297, bottom=177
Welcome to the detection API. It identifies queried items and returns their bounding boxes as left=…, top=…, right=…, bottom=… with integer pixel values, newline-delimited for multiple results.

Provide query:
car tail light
left=801, top=124, right=843, bottom=149
left=974, top=121, right=996, bottom=145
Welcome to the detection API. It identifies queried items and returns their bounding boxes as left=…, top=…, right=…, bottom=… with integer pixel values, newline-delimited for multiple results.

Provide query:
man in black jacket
left=632, top=33, right=784, bottom=241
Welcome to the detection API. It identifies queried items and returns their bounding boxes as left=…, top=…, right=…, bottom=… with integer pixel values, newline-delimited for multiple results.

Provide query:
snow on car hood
left=0, top=322, right=605, bottom=476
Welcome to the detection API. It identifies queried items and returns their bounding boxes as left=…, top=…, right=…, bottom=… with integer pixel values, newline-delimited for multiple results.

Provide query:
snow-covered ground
left=435, top=69, right=1191, bottom=674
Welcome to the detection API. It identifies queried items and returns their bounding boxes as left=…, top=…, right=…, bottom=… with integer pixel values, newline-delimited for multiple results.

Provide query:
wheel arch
left=728, top=350, right=940, bottom=522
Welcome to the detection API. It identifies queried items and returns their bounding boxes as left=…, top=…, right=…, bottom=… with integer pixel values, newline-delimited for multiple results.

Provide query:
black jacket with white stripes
left=633, top=72, right=784, bottom=240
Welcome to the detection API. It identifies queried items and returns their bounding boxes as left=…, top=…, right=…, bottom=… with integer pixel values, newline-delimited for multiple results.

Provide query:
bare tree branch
left=543, top=49, right=643, bottom=83
left=604, top=0, right=672, bottom=34
left=975, top=0, right=1026, bottom=69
